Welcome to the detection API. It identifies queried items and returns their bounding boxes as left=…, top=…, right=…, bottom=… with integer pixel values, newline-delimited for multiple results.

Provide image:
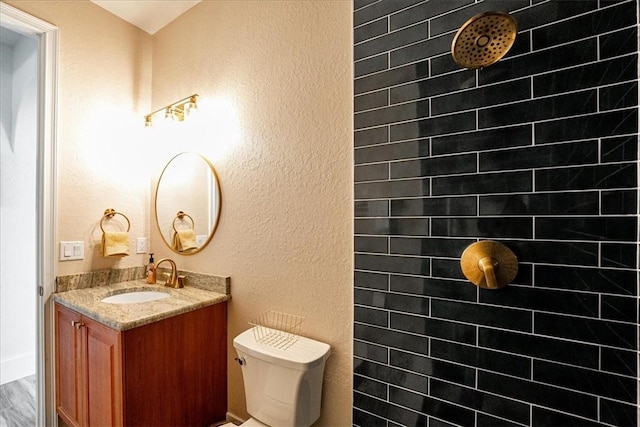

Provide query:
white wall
left=0, top=31, right=38, bottom=384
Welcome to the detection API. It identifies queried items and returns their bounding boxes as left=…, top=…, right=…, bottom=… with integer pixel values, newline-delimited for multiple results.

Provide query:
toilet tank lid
left=233, top=327, right=331, bottom=370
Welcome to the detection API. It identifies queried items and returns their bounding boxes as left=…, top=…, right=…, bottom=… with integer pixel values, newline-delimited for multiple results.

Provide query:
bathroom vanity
left=53, top=281, right=229, bottom=427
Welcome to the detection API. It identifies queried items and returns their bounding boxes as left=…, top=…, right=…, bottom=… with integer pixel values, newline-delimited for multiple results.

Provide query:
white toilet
left=232, top=327, right=331, bottom=427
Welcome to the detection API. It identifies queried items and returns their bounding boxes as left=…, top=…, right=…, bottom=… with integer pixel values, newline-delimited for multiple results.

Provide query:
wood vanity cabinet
left=55, top=301, right=227, bottom=427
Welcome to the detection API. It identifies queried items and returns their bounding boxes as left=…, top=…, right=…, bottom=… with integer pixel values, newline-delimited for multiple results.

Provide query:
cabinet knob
left=71, top=320, right=85, bottom=329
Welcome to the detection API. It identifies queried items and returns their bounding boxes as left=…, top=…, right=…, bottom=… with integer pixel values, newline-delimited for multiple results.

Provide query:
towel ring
left=173, top=210, right=195, bottom=232
left=100, top=208, right=131, bottom=233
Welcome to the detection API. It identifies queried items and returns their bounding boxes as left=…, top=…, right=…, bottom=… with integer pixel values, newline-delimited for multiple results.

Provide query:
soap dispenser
left=146, top=253, right=156, bottom=284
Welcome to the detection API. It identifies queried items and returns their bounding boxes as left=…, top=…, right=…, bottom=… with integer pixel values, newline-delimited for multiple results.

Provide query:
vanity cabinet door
left=55, top=304, right=84, bottom=427
left=55, top=303, right=123, bottom=427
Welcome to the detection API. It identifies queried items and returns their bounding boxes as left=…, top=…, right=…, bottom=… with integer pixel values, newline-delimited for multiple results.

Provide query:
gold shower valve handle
left=460, top=241, right=518, bottom=289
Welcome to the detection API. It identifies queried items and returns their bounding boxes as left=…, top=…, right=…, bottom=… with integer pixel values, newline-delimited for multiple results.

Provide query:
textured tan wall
left=150, top=2, right=353, bottom=425
left=4, top=0, right=153, bottom=277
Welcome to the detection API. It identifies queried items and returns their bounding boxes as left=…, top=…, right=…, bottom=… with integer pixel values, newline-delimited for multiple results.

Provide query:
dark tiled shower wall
left=353, top=1, right=638, bottom=426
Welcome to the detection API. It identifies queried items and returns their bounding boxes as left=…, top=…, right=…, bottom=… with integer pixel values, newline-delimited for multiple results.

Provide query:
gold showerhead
left=451, top=11, right=517, bottom=69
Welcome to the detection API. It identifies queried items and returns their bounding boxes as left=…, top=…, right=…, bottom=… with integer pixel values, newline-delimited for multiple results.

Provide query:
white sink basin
left=101, top=291, right=169, bottom=304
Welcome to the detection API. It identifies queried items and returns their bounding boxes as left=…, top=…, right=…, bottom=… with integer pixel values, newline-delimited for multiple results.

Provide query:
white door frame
left=0, top=3, right=58, bottom=425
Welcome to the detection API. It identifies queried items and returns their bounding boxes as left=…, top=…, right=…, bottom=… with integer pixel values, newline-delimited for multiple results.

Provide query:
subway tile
left=601, top=136, right=638, bottom=163
left=353, top=408, right=389, bottom=427
left=390, top=237, right=473, bottom=258
left=356, top=139, right=430, bottom=164
left=354, top=17, right=388, bottom=44
left=432, top=78, right=531, bottom=117
left=431, top=125, right=532, bottom=156
left=601, top=190, right=637, bottom=215
left=355, top=21, right=430, bottom=61
left=534, top=265, right=637, bottom=295
left=356, top=253, right=430, bottom=276
left=531, top=407, right=601, bottom=427
left=355, top=100, right=430, bottom=130
left=535, top=163, right=637, bottom=191
left=355, top=53, right=389, bottom=78
left=390, top=112, right=476, bottom=142
left=600, top=242, right=637, bottom=269
left=476, top=413, right=524, bottom=427
left=391, top=154, right=476, bottom=179
left=355, top=359, right=428, bottom=394
left=354, top=339, right=389, bottom=364
left=431, top=217, right=533, bottom=239
left=535, top=109, right=638, bottom=144
left=533, top=360, right=637, bottom=403
left=478, top=90, right=597, bottom=129
left=355, top=218, right=430, bottom=236
left=355, top=236, right=388, bottom=254
left=355, top=163, right=389, bottom=182
left=355, top=89, right=389, bottom=113
left=432, top=171, right=532, bottom=196
left=355, top=323, right=430, bottom=354
left=532, top=1, right=636, bottom=50
left=430, top=258, right=468, bottom=282
left=425, top=418, right=456, bottom=427
left=391, top=197, right=477, bottom=217
left=390, top=33, right=451, bottom=68
left=389, top=275, right=477, bottom=302
left=535, top=216, right=637, bottom=242
left=355, top=126, right=388, bottom=147
left=355, top=60, right=430, bottom=95
left=353, top=0, right=378, bottom=12
left=355, top=288, right=430, bottom=316
left=478, top=371, right=598, bottom=419
left=430, top=339, right=531, bottom=379
left=355, top=271, right=389, bottom=291
left=478, top=328, right=599, bottom=369
left=355, top=178, right=430, bottom=200
left=389, top=386, right=474, bottom=427
left=430, top=0, right=529, bottom=36
left=480, top=191, right=599, bottom=216
left=389, top=0, right=473, bottom=31
left=600, top=398, right=639, bottom=427
left=508, top=240, right=599, bottom=266
left=390, top=70, right=477, bottom=105
left=534, top=313, right=637, bottom=350
left=600, top=26, right=638, bottom=59
left=480, top=285, right=599, bottom=317
left=479, top=141, right=598, bottom=172
left=354, top=391, right=428, bottom=427
left=430, top=379, right=530, bottom=426
left=478, top=39, right=598, bottom=86
left=600, top=294, right=637, bottom=323
left=600, top=81, right=638, bottom=111
left=514, top=0, right=596, bottom=31
left=354, top=373, right=389, bottom=399
left=355, top=200, right=389, bottom=218
left=601, top=347, right=638, bottom=377
left=390, top=350, right=476, bottom=387
left=534, top=56, right=637, bottom=97
left=432, top=300, right=532, bottom=332
left=390, top=312, right=476, bottom=345
left=354, top=0, right=423, bottom=28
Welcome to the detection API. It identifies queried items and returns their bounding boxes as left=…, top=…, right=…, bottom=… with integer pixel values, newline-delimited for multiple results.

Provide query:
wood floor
left=0, top=375, right=36, bottom=427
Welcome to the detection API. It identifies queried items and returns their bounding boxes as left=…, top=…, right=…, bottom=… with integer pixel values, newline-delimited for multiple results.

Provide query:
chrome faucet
left=153, top=258, right=184, bottom=288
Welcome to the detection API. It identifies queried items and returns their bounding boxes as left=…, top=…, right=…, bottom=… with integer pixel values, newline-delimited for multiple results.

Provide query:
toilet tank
left=233, top=327, right=331, bottom=427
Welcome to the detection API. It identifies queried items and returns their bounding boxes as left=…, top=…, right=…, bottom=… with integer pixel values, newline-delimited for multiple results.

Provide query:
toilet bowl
left=233, top=327, right=331, bottom=427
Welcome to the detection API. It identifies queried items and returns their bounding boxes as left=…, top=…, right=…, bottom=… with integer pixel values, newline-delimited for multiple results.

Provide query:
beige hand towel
left=101, top=231, right=130, bottom=257
left=173, top=229, right=197, bottom=252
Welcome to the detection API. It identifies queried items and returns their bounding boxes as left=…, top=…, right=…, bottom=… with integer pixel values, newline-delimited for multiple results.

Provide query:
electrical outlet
left=136, top=237, right=148, bottom=254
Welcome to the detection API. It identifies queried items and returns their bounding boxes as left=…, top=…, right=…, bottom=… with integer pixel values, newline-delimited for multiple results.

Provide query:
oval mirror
left=154, top=152, right=221, bottom=255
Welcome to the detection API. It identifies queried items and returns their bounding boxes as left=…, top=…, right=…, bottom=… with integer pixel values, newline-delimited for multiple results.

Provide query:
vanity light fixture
left=144, top=94, right=199, bottom=127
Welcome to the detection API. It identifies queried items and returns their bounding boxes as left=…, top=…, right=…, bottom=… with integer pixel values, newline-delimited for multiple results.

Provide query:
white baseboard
left=0, top=352, right=36, bottom=384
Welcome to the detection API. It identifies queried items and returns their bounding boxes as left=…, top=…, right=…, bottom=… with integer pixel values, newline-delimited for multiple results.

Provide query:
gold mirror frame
left=154, top=152, right=222, bottom=255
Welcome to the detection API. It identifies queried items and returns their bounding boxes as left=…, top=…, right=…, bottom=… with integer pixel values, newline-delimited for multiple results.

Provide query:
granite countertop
left=52, top=279, right=230, bottom=331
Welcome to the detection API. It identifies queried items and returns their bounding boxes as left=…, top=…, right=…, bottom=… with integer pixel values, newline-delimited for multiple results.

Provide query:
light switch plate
left=60, top=241, right=84, bottom=261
